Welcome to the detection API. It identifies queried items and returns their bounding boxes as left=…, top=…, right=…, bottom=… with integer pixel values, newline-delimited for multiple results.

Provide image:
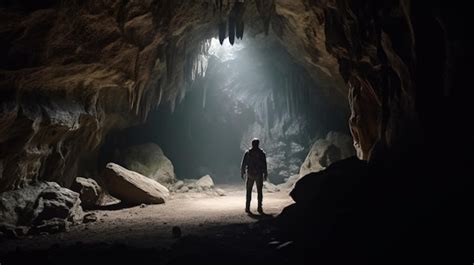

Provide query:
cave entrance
left=99, top=35, right=350, bottom=186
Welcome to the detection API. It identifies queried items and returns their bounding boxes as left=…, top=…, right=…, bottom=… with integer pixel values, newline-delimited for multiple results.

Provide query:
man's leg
left=245, top=176, right=255, bottom=212
left=256, top=176, right=264, bottom=213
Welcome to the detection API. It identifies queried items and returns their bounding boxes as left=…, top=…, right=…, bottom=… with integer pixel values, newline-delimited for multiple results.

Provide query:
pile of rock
left=0, top=182, right=84, bottom=238
left=169, top=175, right=225, bottom=196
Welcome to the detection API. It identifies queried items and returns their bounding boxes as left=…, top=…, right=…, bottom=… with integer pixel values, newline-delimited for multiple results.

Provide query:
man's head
left=251, top=138, right=260, bottom=148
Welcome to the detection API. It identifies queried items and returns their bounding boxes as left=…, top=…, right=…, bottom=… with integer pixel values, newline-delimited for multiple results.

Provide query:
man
left=241, top=138, right=268, bottom=214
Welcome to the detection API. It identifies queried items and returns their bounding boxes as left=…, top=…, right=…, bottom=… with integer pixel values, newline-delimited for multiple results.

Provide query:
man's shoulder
left=249, top=148, right=265, bottom=154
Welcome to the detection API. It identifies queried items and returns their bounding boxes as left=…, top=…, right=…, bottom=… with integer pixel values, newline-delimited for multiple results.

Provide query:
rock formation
left=120, top=143, right=176, bottom=184
left=0, top=182, right=83, bottom=237
left=71, top=177, right=103, bottom=210
left=102, top=163, right=169, bottom=205
left=299, top=131, right=355, bottom=177
left=0, top=1, right=345, bottom=192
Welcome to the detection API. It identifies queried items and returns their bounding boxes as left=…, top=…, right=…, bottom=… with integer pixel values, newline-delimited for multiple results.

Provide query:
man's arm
left=262, top=152, right=268, bottom=181
left=240, top=152, right=248, bottom=179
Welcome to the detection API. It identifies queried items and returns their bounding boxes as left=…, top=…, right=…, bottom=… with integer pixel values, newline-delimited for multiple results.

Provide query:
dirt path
left=0, top=185, right=293, bottom=255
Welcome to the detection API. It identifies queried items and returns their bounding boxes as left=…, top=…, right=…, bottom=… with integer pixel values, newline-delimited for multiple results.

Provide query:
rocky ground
left=0, top=185, right=293, bottom=265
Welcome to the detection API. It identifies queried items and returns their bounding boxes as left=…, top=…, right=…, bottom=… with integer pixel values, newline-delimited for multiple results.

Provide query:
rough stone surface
left=71, top=177, right=103, bottom=210
left=120, top=143, right=176, bottom=184
left=174, top=180, right=184, bottom=190
left=0, top=182, right=83, bottom=235
left=299, top=131, right=355, bottom=177
left=195, top=175, right=214, bottom=189
left=102, top=163, right=169, bottom=205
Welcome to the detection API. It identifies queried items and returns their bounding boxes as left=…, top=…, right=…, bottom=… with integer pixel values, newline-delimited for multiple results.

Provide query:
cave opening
left=98, top=35, right=351, bottom=185
left=1, top=1, right=473, bottom=264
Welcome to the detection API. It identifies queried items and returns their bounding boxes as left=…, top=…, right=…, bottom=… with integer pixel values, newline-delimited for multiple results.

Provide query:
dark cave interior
left=0, top=1, right=473, bottom=264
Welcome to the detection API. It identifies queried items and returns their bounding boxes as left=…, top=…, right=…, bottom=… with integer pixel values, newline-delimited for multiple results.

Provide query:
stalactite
left=255, top=0, right=274, bottom=35
left=218, top=21, right=226, bottom=44
left=156, top=82, right=163, bottom=107
left=228, top=15, right=236, bottom=45
left=236, top=21, right=244, bottom=39
left=202, top=85, right=207, bottom=108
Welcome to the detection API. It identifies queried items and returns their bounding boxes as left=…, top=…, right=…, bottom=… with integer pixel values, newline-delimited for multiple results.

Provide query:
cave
left=0, top=1, right=473, bottom=265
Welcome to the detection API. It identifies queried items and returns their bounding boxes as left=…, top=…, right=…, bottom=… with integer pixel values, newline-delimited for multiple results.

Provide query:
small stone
left=140, top=203, right=147, bottom=208
left=172, top=226, right=182, bottom=238
left=83, top=213, right=97, bottom=223
left=215, top=188, right=226, bottom=196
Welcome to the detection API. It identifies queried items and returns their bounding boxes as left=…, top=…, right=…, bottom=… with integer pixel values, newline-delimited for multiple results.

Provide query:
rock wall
left=0, top=1, right=262, bottom=191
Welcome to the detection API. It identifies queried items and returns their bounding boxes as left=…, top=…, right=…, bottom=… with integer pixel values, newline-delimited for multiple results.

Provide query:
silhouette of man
left=241, top=138, right=268, bottom=214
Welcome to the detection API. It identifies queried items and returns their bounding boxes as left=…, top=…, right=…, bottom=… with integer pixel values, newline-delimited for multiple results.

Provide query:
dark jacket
left=241, top=147, right=268, bottom=178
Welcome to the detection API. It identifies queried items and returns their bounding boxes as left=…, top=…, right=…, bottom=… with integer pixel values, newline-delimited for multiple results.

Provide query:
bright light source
left=208, top=37, right=245, bottom=62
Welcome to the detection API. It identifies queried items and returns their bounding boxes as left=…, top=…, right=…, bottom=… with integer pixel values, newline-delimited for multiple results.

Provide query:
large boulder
left=121, top=143, right=177, bottom=184
left=102, top=163, right=169, bottom=205
left=0, top=182, right=83, bottom=236
left=291, top=157, right=367, bottom=204
left=299, top=131, right=356, bottom=176
left=71, top=177, right=103, bottom=210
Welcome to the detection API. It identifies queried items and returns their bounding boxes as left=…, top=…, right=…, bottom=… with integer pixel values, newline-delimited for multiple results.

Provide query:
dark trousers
left=246, top=174, right=263, bottom=210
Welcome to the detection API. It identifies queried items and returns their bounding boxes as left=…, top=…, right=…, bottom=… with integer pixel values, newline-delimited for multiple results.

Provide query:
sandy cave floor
left=0, top=185, right=294, bottom=263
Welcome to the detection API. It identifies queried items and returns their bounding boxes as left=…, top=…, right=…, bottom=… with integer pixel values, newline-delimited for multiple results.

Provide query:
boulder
left=195, top=175, right=214, bottom=189
left=102, top=163, right=169, bottom=205
left=71, top=177, right=103, bottom=209
left=0, top=182, right=83, bottom=235
left=291, top=157, right=367, bottom=204
left=299, top=131, right=356, bottom=176
left=121, top=143, right=177, bottom=184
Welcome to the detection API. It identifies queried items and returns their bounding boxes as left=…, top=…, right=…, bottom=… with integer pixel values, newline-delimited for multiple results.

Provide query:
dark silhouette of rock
left=102, top=163, right=169, bottom=205
left=291, top=156, right=367, bottom=205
